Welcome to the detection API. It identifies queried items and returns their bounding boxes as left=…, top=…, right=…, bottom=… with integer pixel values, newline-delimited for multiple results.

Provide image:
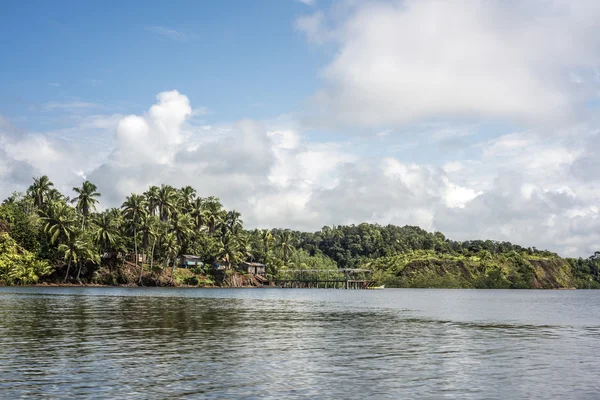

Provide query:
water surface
left=1, top=287, right=599, bottom=399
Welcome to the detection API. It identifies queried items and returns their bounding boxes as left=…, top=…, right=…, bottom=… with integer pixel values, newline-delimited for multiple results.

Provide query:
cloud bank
left=1, top=0, right=599, bottom=257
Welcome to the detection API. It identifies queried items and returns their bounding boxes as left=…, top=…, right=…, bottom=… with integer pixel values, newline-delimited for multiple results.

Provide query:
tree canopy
left=0, top=175, right=598, bottom=288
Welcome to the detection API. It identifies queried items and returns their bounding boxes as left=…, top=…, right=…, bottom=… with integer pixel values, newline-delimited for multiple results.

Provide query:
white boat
left=367, top=285, right=385, bottom=290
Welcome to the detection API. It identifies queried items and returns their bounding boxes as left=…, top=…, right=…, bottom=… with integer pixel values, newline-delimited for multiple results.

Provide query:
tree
left=170, top=212, right=193, bottom=252
left=162, top=231, right=180, bottom=282
left=144, top=185, right=160, bottom=216
left=92, top=211, right=119, bottom=254
left=28, top=175, right=54, bottom=209
left=138, top=214, right=158, bottom=283
left=217, top=231, right=242, bottom=267
left=121, top=194, right=147, bottom=272
left=224, top=210, right=243, bottom=233
left=157, top=184, right=178, bottom=222
left=203, top=197, right=223, bottom=234
left=58, top=230, right=98, bottom=282
left=278, top=230, right=295, bottom=265
left=260, top=229, right=273, bottom=263
left=0, top=232, right=52, bottom=285
left=71, top=181, right=101, bottom=228
left=179, top=186, right=196, bottom=214
left=190, top=197, right=205, bottom=231
left=41, top=201, right=76, bottom=245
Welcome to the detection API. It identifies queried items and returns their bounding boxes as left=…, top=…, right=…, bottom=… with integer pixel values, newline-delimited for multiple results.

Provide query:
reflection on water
left=0, top=287, right=599, bottom=399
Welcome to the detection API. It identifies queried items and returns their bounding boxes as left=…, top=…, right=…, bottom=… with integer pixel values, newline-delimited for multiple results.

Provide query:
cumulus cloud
left=2, top=87, right=599, bottom=257
left=298, top=0, right=600, bottom=128
left=86, top=91, right=355, bottom=230
left=147, top=26, right=190, bottom=41
left=0, top=115, right=108, bottom=196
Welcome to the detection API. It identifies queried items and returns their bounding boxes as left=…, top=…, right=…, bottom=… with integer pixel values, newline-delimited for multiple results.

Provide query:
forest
left=1, top=176, right=599, bottom=288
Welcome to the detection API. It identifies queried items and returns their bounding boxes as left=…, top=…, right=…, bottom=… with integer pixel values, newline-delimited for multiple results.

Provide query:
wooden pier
left=271, top=268, right=374, bottom=289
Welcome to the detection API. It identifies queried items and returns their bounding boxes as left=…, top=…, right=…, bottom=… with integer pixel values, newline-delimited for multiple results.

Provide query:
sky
left=1, top=0, right=599, bottom=257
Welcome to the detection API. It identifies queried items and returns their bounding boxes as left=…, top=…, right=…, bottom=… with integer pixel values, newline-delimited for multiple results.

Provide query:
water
left=0, top=287, right=599, bottom=399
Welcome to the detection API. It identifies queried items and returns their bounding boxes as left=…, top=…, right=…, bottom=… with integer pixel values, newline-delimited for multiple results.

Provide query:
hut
left=179, top=255, right=203, bottom=269
left=238, top=261, right=266, bottom=276
left=125, top=253, right=147, bottom=263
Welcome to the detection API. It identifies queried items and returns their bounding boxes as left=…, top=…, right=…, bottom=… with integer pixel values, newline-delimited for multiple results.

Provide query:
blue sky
left=1, top=0, right=599, bottom=257
left=0, top=0, right=324, bottom=125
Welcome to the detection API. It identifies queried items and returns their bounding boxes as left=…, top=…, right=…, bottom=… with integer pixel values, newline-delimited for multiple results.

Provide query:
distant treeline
left=0, top=176, right=598, bottom=288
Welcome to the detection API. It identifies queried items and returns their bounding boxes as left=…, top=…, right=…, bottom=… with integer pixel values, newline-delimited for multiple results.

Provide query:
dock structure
left=271, top=268, right=374, bottom=289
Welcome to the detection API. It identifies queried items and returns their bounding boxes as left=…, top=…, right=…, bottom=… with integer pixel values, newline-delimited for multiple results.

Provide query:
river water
left=0, top=287, right=599, bottom=399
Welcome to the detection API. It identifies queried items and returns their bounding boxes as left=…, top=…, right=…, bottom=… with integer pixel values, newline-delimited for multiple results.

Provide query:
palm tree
left=203, top=196, right=223, bottom=234
left=237, top=233, right=253, bottom=262
left=92, top=212, right=118, bottom=253
left=225, top=210, right=243, bottom=233
left=58, top=230, right=98, bottom=282
left=217, top=231, right=242, bottom=268
left=121, top=194, right=147, bottom=272
left=28, top=175, right=54, bottom=208
left=138, top=214, right=158, bottom=283
left=170, top=213, right=193, bottom=251
left=41, top=201, right=76, bottom=245
left=190, top=197, right=205, bottom=231
left=178, top=186, right=196, bottom=213
left=162, top=231, right=180, bottom=283
left=46, top=188, right=65, bottom=204
left=157, top=184, right=178, bottom=222
left=278, top=230, right=295, bottom=265
left=58, top=233, right=82, bottom=282
left=260, top=229, right=273, bottom=263
left=71, top=181, right=101, bottom=228
left=144, top=185, right=160, bottom=216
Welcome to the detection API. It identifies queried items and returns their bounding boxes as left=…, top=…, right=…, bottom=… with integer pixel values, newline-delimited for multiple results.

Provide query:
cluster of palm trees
left=24, top=176, right=297, bottom=284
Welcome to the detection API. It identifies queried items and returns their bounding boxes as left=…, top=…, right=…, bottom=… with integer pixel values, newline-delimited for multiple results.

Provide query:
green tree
left=28, top=175, right=54, bottom=209
left=157, top=184, right=178, bottom=222
left=138, top=214, right=159, bottom=283
left=41, top=201, right=76, bottom=245
left=190, top=197, right=205, bottom=231
left=178, top=186, right=196, bottom=213
left=71, top=180, right=101, bottom=228
left=92, top=211, right=120, bottom=254
left=144, top=185, right=160, bottom=216
left=260, top=229, right=273, bottom=263
left=278, top=230, right=295, bottom=265
left=121, top=194, right=147, bottom=272
left=58, top=230, right=98, bottom=282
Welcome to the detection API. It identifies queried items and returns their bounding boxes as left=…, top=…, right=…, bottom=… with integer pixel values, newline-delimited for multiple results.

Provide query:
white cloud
left=42, top=101, right=101, bottom=112
left=2, top=89, right=600, bottom=257
left=147, top=26, right=190, bottom=41
left=299, top=0, right=600, bottom=128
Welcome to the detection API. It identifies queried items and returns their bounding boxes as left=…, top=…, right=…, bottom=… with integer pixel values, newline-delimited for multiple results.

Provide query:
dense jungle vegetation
left=1, top=176, right=599, bottom=288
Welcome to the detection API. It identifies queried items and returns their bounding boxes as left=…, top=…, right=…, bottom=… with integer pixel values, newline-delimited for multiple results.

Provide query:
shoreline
left=0, top=283, right=580, bottom=290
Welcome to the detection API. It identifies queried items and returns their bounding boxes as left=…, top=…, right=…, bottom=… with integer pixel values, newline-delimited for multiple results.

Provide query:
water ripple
left=1, top=287, right=599, bottom=399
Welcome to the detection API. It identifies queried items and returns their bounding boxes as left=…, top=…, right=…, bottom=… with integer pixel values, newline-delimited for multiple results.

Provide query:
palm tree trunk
left=134, top=227, right=138, bottom=270
left=138, top=253, right=144, bottom=285
left=76, top=262, right=83, bottom=282
left=170, top=261, right=176, bottom=285
left=64, top=259, right=71, bottom=282
left=150, top=238, right=156, bottom=271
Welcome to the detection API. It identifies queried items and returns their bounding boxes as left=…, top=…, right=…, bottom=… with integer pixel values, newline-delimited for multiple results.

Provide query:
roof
left=281, top=268, right=372, bottom=273
left=182, top=255, right=202, bottom=260
left=242, top=262, right=266, bottom=267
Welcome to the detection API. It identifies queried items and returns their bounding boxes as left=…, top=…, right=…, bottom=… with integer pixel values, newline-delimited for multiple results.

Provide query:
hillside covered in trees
left=1, top=176, right=599, bottom=288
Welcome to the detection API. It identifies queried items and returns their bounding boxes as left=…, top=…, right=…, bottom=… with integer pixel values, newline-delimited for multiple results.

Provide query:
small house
left=214, top=262, right=231, bottom=270
left=239, top=261, right=266, bottom=276
left=180, top=255, right=203, bottom=269
left=125, top=253, right=147, bottom=263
